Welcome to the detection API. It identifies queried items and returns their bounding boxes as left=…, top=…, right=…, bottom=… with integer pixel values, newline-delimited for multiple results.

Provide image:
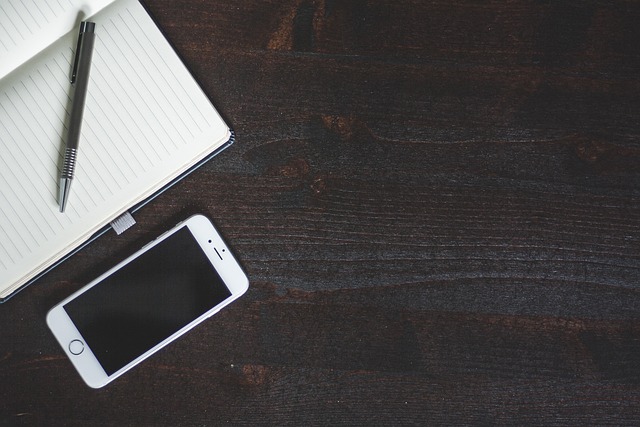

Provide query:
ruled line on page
left=87, top=46, right=160, bottom=168
left=0, top=178, right=32, bottom=260
left=115, top=13, right=197, bottom=140
left=0, top=100, right=62, bottom=233
left=0, top=99, right=65, bottom=261
left=1, top=91, right=73, bottom=230
left=0, top=0, right=69, bottom=54
left=112, top=14, right=195, bottom=140
left=91, top=39, right=173, bottom=158
left=100, top=15, right=189, bottom=149
left=125, top=8, right=209, bottom=131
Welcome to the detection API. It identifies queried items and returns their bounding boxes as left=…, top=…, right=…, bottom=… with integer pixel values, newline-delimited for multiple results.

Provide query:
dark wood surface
left=2, top=0, right=640, bottom=424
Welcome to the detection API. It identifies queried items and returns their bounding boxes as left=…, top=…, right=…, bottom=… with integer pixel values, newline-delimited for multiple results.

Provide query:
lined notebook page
left=0, top=0, right=114, bottom=80
left=0, top=0, right=229, bottom=297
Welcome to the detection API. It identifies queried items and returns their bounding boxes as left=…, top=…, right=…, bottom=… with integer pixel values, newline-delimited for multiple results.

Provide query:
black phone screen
left=63, top=226, right=232, bottom=375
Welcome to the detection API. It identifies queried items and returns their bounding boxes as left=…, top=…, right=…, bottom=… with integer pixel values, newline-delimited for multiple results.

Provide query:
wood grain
left=1, top=0, right=639, bottom=425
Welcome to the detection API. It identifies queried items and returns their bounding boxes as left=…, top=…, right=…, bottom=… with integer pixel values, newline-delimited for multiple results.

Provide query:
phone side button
left=69, top=339, right=85, bottom=355
left=140, top=241, right=154, bottom=251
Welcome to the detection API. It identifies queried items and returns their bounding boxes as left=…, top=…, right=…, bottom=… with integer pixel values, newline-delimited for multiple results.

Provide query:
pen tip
left=59, top=178, right=71, bottom=213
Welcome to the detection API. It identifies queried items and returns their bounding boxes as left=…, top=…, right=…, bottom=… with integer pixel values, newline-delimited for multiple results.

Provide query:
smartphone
left=46, top=214, right=249, bottom=388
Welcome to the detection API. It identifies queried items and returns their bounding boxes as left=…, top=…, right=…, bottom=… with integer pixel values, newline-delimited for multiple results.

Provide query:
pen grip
left=61, top=147, right=77, bottom=179
left=66, top=29, right=95, bottom=151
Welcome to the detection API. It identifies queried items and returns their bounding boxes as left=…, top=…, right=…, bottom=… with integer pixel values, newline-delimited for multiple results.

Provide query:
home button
left=69, top=339, right=84, bottom=355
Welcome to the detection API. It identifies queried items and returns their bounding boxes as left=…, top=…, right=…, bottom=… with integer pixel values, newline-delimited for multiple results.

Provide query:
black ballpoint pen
left=59, top=21, right=96, bottom=213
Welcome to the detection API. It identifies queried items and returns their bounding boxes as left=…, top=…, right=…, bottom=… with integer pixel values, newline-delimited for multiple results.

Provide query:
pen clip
left=71, top=21, right=95, bottom=84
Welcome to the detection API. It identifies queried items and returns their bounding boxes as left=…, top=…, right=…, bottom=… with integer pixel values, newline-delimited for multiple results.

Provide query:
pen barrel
left=61, top=147, right=77, bottom=179
left=66, top=26, right=95, bottom=151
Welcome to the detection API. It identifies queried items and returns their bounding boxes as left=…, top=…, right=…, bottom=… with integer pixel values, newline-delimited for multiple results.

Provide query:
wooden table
left=2, top=0, right=639, bottom=424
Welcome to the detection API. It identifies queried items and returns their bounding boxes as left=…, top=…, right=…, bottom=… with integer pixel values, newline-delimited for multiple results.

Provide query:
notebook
left=0, top=0, right=232, bottom=301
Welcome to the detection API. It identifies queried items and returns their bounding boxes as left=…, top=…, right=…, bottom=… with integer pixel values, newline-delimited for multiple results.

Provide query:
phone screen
left=63, top=226, right=232, bottom=375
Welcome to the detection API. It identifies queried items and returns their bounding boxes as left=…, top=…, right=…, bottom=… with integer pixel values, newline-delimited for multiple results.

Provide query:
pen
left=59, top=21, right=96, bottom=213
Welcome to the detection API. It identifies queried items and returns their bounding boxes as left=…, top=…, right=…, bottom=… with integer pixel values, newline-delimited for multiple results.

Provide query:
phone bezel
left=46, top=214, right=249, bottom=388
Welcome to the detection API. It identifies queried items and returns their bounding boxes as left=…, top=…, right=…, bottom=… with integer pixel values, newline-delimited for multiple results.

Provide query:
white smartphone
left=46, top=214, right=249, bottom=388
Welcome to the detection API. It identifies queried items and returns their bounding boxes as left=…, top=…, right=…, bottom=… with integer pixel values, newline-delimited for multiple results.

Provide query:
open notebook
left=0, top=0, right=232, bottom=301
